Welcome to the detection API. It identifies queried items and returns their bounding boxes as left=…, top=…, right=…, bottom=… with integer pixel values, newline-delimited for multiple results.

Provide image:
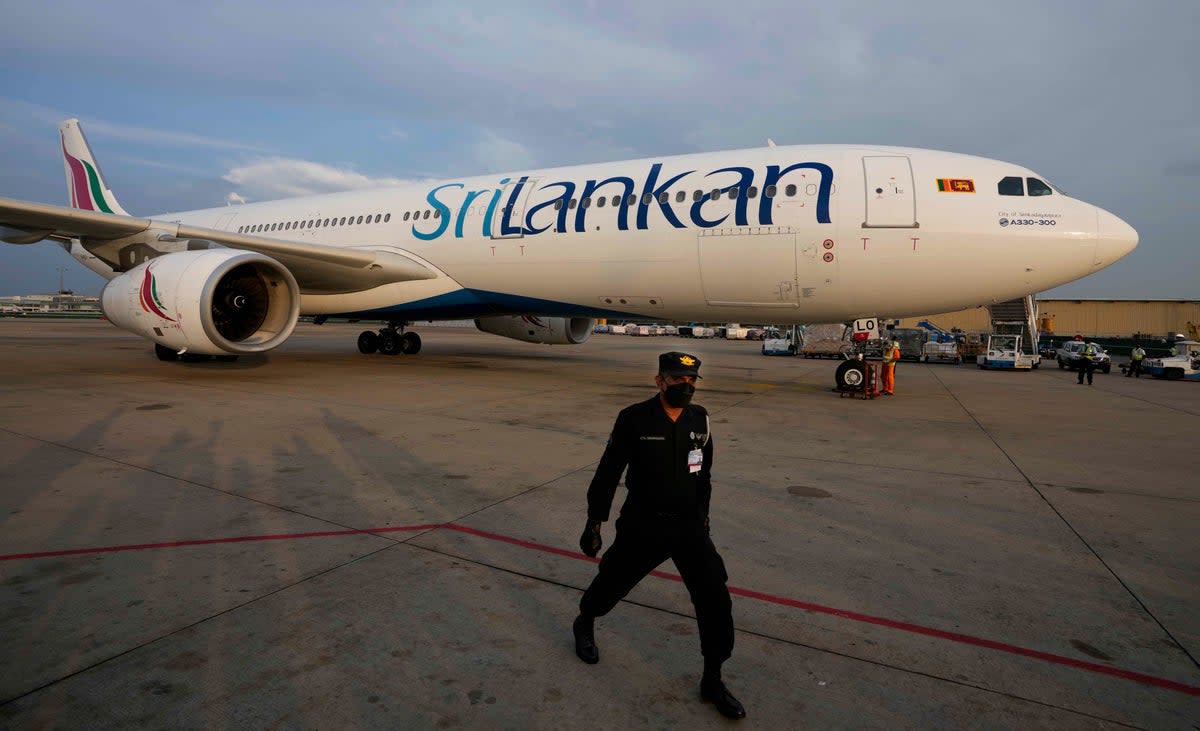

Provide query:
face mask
left=663, top=382, right=695, bottom=407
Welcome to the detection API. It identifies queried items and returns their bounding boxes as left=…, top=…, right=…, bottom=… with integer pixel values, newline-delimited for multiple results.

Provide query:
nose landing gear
left=358, top=322, right=422, bottom=356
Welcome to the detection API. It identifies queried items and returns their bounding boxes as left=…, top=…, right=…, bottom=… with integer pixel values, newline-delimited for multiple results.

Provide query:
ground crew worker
left=881, top=339, right=900, bottom=395
left=1077, top=341, right=1098, bottom=385
left=1127, top=343, right=1145, bottom=378
left=573, top=351, right=745, bottom=720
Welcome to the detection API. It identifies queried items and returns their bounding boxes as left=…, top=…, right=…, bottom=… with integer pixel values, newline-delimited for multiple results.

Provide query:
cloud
left=221, top=157, right=420, bottom=200
left=83, top=119, right=269, bottom=152
left=470, top=130, right=536, bottom=173
left=225, top=192, right=247, bottom=205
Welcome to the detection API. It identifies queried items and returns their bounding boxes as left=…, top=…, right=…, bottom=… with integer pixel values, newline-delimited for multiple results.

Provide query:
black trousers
left=1127, top=360, right=1142, bottom=377
left=1077, top=360, right=1095, bottom=384
left=580, top=515, right=734, bottom=662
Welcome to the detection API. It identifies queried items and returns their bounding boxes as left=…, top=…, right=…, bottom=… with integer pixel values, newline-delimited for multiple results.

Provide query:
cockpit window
left=998, top=176, right=1024, bottom=196
left=1026, top=177, right=1052, bottom=196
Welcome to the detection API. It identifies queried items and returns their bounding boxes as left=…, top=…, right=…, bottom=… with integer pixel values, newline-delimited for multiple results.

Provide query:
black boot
left=701, top=661, right=746, bottom=719
left=573, top=615, right=599, bottom=664
left=701, top=678, right=746, bottom=719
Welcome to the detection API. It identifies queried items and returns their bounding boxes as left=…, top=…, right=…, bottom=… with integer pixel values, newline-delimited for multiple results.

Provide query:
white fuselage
left=76, top=144, right=1136, bottom=324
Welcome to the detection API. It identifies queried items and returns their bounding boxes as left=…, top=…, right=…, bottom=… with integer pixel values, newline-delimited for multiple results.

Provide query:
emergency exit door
left=863, top=156, right=916, bottom=228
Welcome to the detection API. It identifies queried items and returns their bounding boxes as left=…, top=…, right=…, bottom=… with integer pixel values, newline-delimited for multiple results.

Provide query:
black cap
left=659, top=351, right=702, bottom=378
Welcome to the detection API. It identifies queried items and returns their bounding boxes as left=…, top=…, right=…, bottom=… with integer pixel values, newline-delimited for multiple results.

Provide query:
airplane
left=0, top=119, right=1136, bottom=367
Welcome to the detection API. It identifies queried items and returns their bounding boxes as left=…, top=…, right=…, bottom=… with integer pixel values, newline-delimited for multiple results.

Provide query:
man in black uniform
left=571, top=351, right=745, bottom=720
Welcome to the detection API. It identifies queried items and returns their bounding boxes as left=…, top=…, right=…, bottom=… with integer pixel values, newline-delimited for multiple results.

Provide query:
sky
left=0, top=0, right=1196, bottom=299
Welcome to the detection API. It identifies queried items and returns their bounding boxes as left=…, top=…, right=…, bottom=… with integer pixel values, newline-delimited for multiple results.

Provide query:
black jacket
left=587, top=395, right=713, bottom=522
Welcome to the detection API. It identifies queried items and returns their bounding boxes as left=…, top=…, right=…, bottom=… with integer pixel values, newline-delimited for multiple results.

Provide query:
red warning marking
left=3, top=523, right=1198, bottom=696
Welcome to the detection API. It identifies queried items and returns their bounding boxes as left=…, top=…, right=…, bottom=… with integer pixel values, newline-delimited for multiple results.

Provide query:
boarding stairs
left=987, top=295, right=1038, bottom=356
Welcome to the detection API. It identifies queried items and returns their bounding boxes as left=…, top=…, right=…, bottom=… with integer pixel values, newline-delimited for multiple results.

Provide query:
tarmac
left=0, top=319, right=1197, bottom=730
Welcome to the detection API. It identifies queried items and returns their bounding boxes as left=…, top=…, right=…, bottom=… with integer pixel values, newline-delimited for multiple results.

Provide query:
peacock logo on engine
left=139, top=267, right=176, bottom=322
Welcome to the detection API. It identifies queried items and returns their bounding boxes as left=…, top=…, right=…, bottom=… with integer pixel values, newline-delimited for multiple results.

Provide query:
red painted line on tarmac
left=3, top=521, right=1198, bottom=696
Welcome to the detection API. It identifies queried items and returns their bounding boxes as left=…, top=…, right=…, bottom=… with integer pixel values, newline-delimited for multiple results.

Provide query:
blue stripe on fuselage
left=332, top=289, right=645, bottom=322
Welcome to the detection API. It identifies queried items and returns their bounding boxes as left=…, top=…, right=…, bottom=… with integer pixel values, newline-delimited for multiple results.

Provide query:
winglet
left=60, top=119, right=130, bottom=216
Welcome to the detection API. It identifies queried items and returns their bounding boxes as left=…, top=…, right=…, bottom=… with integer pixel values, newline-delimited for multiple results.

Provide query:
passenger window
left=611, top=195, right=621, bottom=207
left=998, top=176, right=1024, bottom=196
left=675, top=191, right=686, bottom=203
left=785, top=184, right=797, bottom=197
left=709, top=189, right=720, bottom=201
left=747, top=186, right=758, bottom=199
left=641, top=193, right=652, bottom=205
left=597, top=196, right=606, bottom=208
left=626, top=194, right=637, bottom=206
left=693, top=190, right=703, bottom=201
left=422, top=210, right=430, bottom=220
left=375, top=214, right=382, bottom=223
left=403, top=211, right=411, bottom=221
left=727, top=187, right=739, bottom=200
left=659, top=192, right=669, bottom=204
left=1027, top=178, right=1052, bottom=196
left=765, top=185, right=777, bottom=198
left=384, top=213, right=391, bottom=222
left=433, top=210, right=440, bottom=219
left=568, top=199, right=577, bottom=209
left=806, top=184, right=816, bottom=196
left=554, top=200, right=563, bottom=210
left=582, top=197, right=591, bottom=208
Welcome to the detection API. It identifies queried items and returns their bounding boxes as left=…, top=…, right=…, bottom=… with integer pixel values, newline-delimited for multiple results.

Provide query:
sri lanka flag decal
left=937, top=178, right=975, bottom=193
left=139, top=267, right=176, bottom=322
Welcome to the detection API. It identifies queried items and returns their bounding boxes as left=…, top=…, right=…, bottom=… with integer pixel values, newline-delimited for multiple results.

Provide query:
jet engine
left=474, top=315, right=594, bottom=345
left=100, top=249, right=300, bottom=355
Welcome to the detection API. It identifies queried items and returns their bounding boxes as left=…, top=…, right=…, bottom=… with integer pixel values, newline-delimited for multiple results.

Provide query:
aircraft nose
left=1094, top=208, right=1138, bottom=268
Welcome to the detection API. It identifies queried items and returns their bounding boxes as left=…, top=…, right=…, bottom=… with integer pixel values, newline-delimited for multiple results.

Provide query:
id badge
left=687, top=448, right=703, bottom=474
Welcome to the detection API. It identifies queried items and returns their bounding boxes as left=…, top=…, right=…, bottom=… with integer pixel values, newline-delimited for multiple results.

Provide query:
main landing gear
left=357, top=322, right=422, bottom=356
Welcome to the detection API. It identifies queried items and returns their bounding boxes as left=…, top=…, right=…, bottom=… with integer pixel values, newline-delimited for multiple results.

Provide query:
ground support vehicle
left=1145, top=340, right=1200, bottom=381
left=888, top=328, right=929, bottom=361
left=1056, top=341, right=1112, bottom=374
left=977, top=334, right=1039, bottom=370
left=761, top=326, right=798, bottom=356
left=921, top=340, right=964, bottom=364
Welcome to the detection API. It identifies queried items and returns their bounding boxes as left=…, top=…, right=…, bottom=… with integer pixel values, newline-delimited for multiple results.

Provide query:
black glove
left=579, top=519, right=602, bottom=557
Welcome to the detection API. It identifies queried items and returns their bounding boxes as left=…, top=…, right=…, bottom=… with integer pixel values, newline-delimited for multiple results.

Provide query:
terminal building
left=896, top=299, right=1199, bottom=339
left=0, top=293, right=102, bottom=316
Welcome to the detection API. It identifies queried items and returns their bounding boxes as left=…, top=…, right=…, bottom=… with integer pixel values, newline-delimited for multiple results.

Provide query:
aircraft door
left=698, top=230, right=798, bottom=308
left=862, top=156, right=916, bottom=228
left=491, top=176, right=539, bottom=239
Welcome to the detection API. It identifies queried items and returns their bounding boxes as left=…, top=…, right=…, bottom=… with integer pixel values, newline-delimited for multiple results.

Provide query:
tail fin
left=60, top=119, right=130, bottom=216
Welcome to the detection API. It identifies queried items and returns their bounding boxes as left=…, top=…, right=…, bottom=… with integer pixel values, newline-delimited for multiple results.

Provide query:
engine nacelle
left=474, top=315, right=594, bottom=345
left=101, top=250, right=300, bottom=355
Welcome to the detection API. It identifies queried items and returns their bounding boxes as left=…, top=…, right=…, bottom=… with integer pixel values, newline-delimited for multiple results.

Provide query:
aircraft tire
left=378, top=331, right=401, bottom=356
left=401, top=332, right=422, bottom=355
left=155, top=344, right=179, bottom=362
left=834, top=360, right=865, bottom=390
left=358, top=331, right=379, bottom=355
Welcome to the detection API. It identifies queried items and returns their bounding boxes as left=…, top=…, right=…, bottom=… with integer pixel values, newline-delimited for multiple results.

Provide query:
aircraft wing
left=0, top=196, right=437, bottom=293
